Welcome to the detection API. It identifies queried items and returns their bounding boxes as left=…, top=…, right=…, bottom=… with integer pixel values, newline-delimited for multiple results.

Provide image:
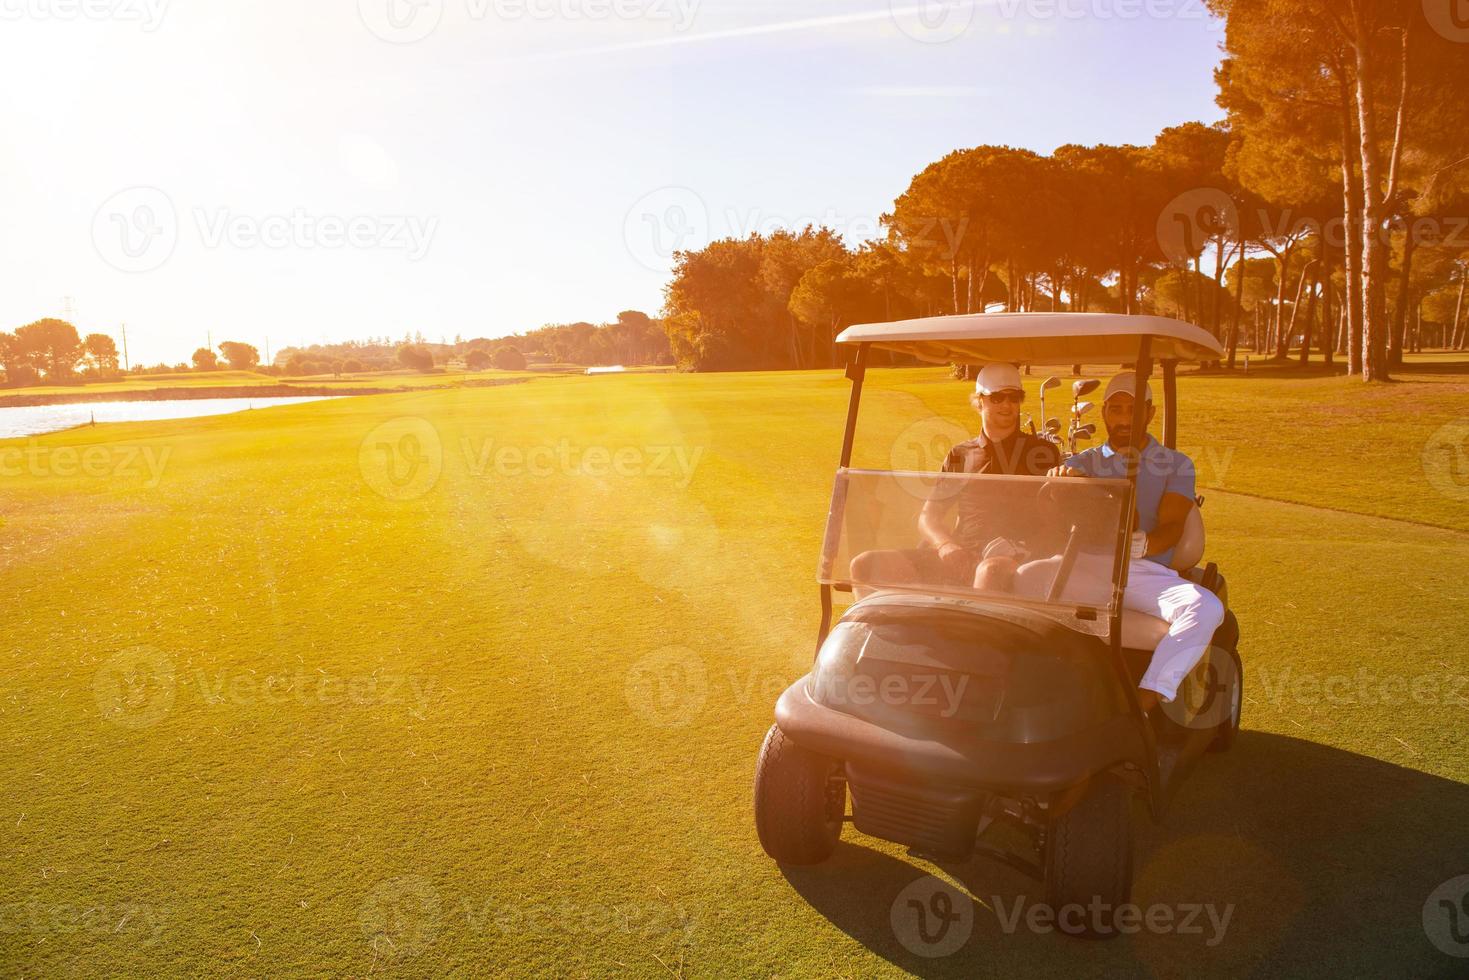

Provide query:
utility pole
left=121, top=324, right=130, bottom=372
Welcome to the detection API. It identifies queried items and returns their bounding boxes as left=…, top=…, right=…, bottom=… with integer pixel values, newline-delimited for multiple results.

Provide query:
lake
left=0, top=396, right=341, bottom=440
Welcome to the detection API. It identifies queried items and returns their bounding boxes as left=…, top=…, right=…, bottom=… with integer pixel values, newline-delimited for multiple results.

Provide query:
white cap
left=974, top=362, right=1023, bottom=395
left=1103, top=371, right=1153, bottom=405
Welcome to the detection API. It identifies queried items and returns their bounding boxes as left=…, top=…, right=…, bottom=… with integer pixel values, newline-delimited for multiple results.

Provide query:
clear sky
left=0, top=0, right=1225, bottom=366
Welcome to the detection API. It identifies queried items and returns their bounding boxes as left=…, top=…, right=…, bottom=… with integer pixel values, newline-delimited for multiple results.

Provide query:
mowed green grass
left=1, top=364, right=1467, bottom=977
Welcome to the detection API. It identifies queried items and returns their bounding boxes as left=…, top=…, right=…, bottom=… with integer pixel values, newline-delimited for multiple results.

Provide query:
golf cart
left=753, top=313, right=1242, bottom=937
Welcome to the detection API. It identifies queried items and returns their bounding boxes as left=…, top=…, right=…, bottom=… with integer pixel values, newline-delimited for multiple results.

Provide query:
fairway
left=3, top=365, right=1468, bottom=976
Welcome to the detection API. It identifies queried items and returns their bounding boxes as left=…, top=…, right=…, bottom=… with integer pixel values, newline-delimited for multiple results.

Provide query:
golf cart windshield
left=818, top=469, right=1131, bottom=636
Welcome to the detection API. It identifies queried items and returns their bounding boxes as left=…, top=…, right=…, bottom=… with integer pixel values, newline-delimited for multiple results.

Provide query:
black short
left=891, top=546, right=976, bottom=588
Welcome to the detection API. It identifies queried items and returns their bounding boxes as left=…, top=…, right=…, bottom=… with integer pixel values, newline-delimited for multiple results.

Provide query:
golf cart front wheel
left=1043, top=772, right=1134, bottom=938
left=753, top=725, right=845, bottom=865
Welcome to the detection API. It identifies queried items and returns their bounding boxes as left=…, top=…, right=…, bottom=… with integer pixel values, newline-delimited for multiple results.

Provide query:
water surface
left=0, top=396, right=340, bottom=440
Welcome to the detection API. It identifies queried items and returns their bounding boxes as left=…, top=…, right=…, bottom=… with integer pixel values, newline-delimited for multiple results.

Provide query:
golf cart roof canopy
left=835, top=312, right=1225, bottom=366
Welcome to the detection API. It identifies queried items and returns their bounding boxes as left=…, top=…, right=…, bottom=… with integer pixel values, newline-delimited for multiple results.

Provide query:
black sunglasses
left=982, top=390, right=1024, bottom=405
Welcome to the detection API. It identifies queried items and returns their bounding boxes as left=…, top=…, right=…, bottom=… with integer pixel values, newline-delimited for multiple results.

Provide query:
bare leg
left=850, top=550, right=922, bottom=598
left=972, top=556, right=1019, bottom=592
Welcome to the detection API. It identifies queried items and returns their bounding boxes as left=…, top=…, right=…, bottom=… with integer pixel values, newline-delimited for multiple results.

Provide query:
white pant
left=1123, top=560, right=1225, bottom=702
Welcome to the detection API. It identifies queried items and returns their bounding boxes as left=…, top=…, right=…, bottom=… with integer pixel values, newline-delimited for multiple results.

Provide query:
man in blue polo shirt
left=1049, top=371, right=1224, bottom=713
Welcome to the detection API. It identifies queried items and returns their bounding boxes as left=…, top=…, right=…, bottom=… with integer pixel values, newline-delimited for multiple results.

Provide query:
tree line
left=0, top=309, right=674, bottom=388
left=661, top=1, right=1469, bottom=379
left=0, top=319, right=121, bottom=387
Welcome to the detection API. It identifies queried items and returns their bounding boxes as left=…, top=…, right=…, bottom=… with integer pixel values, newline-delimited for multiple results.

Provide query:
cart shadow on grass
left=782, top=731, right=1469, bottom=978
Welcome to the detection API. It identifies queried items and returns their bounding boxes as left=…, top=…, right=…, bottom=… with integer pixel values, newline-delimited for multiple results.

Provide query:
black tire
left=753, top=725, right=845, bottom=865
left=1209, top=646, right=1243, bottom=752
left=1043, top=773, right=1134, bottom=938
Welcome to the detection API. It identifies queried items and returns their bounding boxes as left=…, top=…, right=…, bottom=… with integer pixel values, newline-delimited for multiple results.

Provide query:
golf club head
left=1045, top=418, right=1061, bottom=434
left=1075, top=423, right=1096, bottom=439
left=1074, top=400, right=1095, bottom=418
left=1041, top=376, right=1061, bottom=393
left=1073, top=378, right=1100, bottom=399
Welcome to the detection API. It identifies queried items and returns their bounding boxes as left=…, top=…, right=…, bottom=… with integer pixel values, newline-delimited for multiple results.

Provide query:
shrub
left=397, top=344, right=434, bottom=372
left=492, top=346, right=527, bottom=371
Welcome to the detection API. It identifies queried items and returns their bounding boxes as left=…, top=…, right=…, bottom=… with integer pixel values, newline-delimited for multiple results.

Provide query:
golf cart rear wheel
left=754, top=724, right=845, bottom=865
left=1209, top=646, right=1243, bottom=753
left=1043, top=773, right=1134, bottom=938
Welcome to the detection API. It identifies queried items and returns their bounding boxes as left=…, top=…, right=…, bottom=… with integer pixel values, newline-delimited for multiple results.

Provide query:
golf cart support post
left=817, top=312, right=1225, bottom=819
